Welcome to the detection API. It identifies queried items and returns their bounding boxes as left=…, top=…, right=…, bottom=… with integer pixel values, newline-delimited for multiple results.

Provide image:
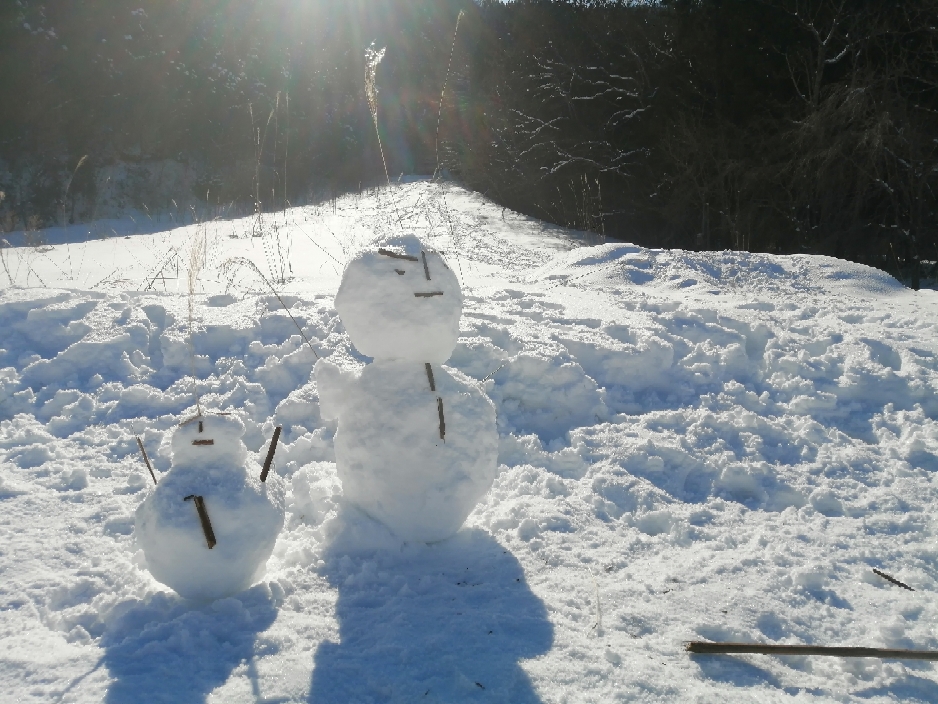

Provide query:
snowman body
left=135, top=414, right=285, bottom=600
left=316, top=234, right=497, bottom=543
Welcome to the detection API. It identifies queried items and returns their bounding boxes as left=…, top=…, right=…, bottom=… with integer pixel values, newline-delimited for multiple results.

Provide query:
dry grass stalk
left=590, top=569, right=603, bottom=635
left=365, top=44, right=391, bottom=188
left=219, top=256, right=320, bottom=360
left=135, top=436, right=158, bottom=485
left=62, top=155, right=88, bottom=229
left=0, top=237, right=12, bottom=287
left=430, top=11, right=468, bottom=288
left=187, top=224, right=208, bottom=415
left=435, top=10, right=465, bottom=178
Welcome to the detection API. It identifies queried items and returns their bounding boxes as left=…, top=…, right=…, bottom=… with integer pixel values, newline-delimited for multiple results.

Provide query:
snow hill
left=2, top=181, right=938, bottom=702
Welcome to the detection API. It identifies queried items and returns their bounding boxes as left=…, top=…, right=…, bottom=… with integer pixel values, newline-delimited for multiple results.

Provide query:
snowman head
left=335, top=234, right=463, bottom=363
left=171, top=413, right=249, bottom=469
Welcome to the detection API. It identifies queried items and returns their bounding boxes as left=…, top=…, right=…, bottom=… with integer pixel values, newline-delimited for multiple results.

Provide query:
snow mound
left=533, top=244, right=908, bottom=298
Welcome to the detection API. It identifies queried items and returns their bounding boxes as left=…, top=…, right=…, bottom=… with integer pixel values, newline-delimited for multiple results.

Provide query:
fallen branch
left=184, top=495, right=217, bottom=549
left=135, top=436, right=158, bottom=485
left=425, top=363, right=436, bottom=391
left=873, top=568, right=914, bottom=591
left=685, top=642, right=938, bottom=660
left=414, top=291, right=444, bottom=297
left=260, top=426, right=282, bottom=482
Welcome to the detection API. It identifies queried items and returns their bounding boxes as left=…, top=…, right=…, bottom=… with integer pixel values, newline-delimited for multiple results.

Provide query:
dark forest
left=2, top=0, right=936, bottom=279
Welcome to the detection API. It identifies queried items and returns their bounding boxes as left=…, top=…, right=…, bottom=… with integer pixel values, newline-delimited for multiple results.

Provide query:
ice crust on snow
left=317, top=359, right=498, bottom=542
left=334, top=233, right=463, bottom=363
left=134, top=414, right=285, bottom=600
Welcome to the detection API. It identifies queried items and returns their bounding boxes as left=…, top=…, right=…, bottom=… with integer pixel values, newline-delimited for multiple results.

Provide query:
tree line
left=2, top=0, right=936, bottom=279
left=452, top=0, right=938, bottom=280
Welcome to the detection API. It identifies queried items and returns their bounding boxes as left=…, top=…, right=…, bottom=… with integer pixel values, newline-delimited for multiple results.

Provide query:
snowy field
left=2, top=181, right=938, bottom=702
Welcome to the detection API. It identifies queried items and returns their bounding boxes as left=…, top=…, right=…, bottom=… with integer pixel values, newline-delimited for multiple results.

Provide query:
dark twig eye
left=395, top=269, right=405, bottom=275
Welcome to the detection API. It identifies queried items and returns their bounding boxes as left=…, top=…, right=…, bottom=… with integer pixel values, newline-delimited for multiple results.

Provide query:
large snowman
left=315, top=234, right=498, bottom=543
left=134, top=413, right=286, bottom=600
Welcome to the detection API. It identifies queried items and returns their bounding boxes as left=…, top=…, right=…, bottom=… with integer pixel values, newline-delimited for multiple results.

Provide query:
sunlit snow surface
left=2, top=181, right=938, bottom=702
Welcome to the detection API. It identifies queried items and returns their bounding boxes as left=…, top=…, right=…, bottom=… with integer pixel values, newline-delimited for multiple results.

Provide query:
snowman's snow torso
left=323, top=360, right=497, bottom=543
left=316, top=233, right=498, bottom=543
left=134, top=415, right=285, bottom=600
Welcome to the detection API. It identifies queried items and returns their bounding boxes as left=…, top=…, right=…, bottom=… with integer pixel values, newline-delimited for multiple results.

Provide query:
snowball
left=134, top=414, right=285, bottom=600
left=335, top=234, right=462, bottom=363
left=316, top=359, right=497, bottom=542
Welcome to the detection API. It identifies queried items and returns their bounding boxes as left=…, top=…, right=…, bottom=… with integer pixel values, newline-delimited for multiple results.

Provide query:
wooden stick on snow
left=685, top=642, right=938, bottom=660
left=873, top=568, right=914, bottom=591
left=135, top=436, right=158, bottom=485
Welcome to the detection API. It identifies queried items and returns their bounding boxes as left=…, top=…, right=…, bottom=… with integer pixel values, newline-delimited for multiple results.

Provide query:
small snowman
left=315, top=234, right=498, bottom=543
left=134, top=414, right=286, bottom=600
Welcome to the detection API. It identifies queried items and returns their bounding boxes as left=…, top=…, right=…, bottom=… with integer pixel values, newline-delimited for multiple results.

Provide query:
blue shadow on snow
left=101, top=583, right=279, bottom=704
left=309, top=524, right=553, bottom=703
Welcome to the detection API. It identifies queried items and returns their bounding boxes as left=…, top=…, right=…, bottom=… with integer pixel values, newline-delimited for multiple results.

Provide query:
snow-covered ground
left=2, top=181, right=938, bottom=702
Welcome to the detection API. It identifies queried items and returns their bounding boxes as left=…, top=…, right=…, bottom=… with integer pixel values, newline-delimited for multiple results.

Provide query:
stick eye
left=395, top=269, right=405, bottom=275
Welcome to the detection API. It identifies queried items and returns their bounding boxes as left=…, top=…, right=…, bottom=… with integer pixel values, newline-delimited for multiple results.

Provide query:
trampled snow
left=2, top=181, right=938, bottom=702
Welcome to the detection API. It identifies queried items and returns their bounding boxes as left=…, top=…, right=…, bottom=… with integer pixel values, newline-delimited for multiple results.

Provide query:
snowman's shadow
left=101, top=584, right=279, bottom=704
left=308, top=522, right=553, bottom=703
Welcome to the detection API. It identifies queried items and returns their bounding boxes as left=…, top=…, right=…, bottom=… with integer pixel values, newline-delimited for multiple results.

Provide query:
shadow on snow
left=101, top=584, right=279, bottom=704
left=308, top=521, right=553, bottom=703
